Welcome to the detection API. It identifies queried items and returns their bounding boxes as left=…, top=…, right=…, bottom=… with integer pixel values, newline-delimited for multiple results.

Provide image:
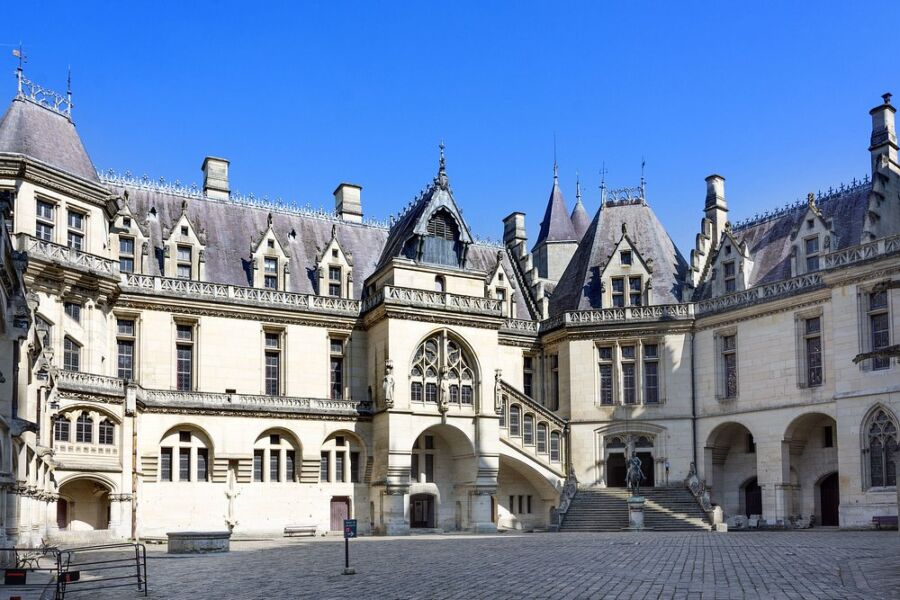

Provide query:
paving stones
left=81, top=530, right=900, bottom=599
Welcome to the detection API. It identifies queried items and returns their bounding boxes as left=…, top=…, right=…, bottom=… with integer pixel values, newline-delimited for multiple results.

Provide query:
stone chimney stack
left=333, top=183, right=363, bottom=223
left=202, top=157, right=230, bottom=200
left=704, top=174, right=728, bottom=247
left=503, top=212, right=527, bottom=247
left=869, top=92, right=898, bottom=171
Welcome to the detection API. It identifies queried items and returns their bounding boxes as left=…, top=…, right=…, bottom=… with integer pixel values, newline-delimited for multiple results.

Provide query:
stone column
left=759, top=440, right=790, bottom=523
left=46, top=494, right=59, bottom=537
left=109, top=495, right=132, bottom=539
left=468, top=486, right=497, bottom=534
left=379, top=486, right=410, bottom=535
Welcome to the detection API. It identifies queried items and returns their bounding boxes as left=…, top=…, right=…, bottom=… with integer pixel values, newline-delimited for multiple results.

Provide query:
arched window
left=523, top=414, right=535, bottom=445
left=321, top=432, right=365, bottom=484
left=75, top=412, right=93, bottom=443
left=550, top=431, right=561, bottom=462
left=254, top=431, right=300, bottom=483
left=98, top=419, right=115, bottom=445
left=536, top=423, right=548, bottom=453
left=866, top=409, right=898, bottom=488
left=434, top=276, right=445, bottom=293
left=426, top=210, right=459, bottom=241
left=159, top=427, right=211, bottom=483
left=509, top=405, right=521, bottom=437
left=409, top=332, right=476, bottom=407
left=54, top=416, right=70, bottom=442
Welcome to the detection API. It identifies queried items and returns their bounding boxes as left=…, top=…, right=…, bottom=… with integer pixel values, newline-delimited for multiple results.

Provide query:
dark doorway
left=636, top=452, right=655, bottom=488
left=744, top=478, right=762, bottom=517
left=819, top=472, right=840, bottom=526
left=56, top=498, right=68, bottom=530
left=607, top=454, right=627, bottom=487
left=410, top=493, right=435, bottom=528
left=330, top=496, right=350, bottom=531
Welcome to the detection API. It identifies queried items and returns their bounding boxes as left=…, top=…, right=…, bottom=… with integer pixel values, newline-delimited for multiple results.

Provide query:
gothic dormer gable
left=316, top=225, right=353, bottom=299
left=250, top=213, right=292, bottom=290
left=485, top=251, right=516, bottom=318
left=790, top=193, right=836, bottom=276
left=111, top=194, right=149, bottom=275
left=598, top=226, right=653, bottom=308
left=162, top=200, right=207, bottom=280
left=707, top=227, right=753, bottom=297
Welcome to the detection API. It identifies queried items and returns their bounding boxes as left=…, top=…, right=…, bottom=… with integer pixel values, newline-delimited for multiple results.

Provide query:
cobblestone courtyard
left=79, top=531, right=899, bottom=600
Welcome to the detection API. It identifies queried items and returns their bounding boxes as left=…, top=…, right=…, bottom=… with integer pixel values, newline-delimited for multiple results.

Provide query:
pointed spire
left=436, top=140, right=449, bottom=189
left=553, top=133, right=558, bottom=183
left=599, top=161, right=608, bottom=206
left=535, top=164, right=577, bottom=248
left=570, top=171, right=591, bottom=239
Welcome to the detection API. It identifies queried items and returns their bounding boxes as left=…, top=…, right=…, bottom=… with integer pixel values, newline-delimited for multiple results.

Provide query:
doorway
left=410, top=493, right=435, bottom=528
left=607, top=454, right=626, bottom=487
left=56, top=498, right=69, bottom=530
left=330, top=496, right=350, bottom=531
left=819, top=472, right=840, bottom=526
left=636, top=452, right=655, bottom=487
left=743, top=477, right=762, bottom=517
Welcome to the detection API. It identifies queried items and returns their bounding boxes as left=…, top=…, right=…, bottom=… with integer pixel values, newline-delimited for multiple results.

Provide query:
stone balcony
left=53, top=370, right=126, bottom=397
left=542, top=303, right=695, bottom=332
left=138, top=388, right=373, bottom=417
left=361, top=285, right=504, bottom=317
left=18, top=234, right=119, bottom=279
left=119, top=274, right=360, bottom=316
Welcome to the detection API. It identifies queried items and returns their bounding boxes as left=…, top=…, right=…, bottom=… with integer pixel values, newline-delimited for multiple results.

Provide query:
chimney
left=202, top=157, right=230, bottom=200
left=333, top=183, right=363, bottom=223
left=869, top=92, right=898, bottom=170
left=704, top=174, right=728, bottom=247
left=503, top=212, right=527, bottom=246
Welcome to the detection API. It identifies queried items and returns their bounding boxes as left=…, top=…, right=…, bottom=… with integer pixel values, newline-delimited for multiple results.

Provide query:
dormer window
left=332, top=249, right=338, bottom=258
left=123, top=217, right=131, bottom=227
left=264, top=258, right=278, bottom=289
left=611, top=277, right=625, bottom=307
left=267, top=239, right=275, bottom=249
left=180, top=226, right=189, bottom=236
left=176, top=246, right=193, bottom=279
left=724, top=261, right=736, bottom=293
left=628, top=277, right=642, bottom=306
left=807, top=219, right=814, bottom=229
left=805, top=236, right=820, bottom=271
left=119, top=237, right=135, bottom=273
left=495, top=288, right=506, bottom=302
left=498, top=272, right=503, bottom=282
left=328, top=266, right=342, bottom=297
left=427, top=211, right=458, bottom=240
left=620, top=251, right=632, bottom=265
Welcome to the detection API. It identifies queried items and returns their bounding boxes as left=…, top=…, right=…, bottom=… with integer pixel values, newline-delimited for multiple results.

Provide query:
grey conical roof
left=533, top=177, right=577, bottom=249
left=549, top=202, right=688, bottom=315
left=570, top=198, right=591, bottom=239
left=0, top=97, right=98, bottom=182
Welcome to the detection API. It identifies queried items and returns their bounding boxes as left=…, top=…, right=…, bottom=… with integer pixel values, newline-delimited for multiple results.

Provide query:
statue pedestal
left=627, top=496, right=646, bottom=530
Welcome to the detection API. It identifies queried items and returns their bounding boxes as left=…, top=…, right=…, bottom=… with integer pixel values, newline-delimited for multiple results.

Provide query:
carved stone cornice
left=0, top=154, right=112, bottom=207
left=140, top=405, right=371, bottom=422
left=109, top=494, right=133, bottom=502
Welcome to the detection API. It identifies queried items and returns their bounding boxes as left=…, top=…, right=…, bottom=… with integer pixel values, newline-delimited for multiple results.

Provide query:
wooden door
left=819, top=472, right=840, bottom=526
left=744, top=478, right=762, bottom=517
left=330, top=497, right=349, bottom=531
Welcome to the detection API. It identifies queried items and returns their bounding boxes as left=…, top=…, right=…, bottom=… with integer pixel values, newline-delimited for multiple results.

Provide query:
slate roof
left=533, top=177, right=577, bottom=248
left=549, top=201, right=689, bottom=316
left=570, top=197, right=591, bottom=239
left=0, top=97, right=99, bottom=183
left=691, top=184, right=871, bottom=300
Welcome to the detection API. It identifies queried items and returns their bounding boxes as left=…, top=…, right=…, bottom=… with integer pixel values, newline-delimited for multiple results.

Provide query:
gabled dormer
left=316, top=225, right=353, bottom=299
left=162, top=200, right=207, bottom=280
left=250, top=213, right=291, bottom=290
left=790, top=193, right=835, bottom=276
left=485, top=252, right=516, bottom=318
left=110, top=192, right=149, bottom=275
left=708, top=226, right=753, bottom=297
left=600, top=224, right=653, bottom=308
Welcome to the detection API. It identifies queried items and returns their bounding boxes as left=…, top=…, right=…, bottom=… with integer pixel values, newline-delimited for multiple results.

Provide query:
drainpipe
left=690, top=329, right=698, bottom=472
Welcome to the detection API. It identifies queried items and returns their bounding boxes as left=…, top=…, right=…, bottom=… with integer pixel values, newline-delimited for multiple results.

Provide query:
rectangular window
left=611, top=277, right=625, bottom=307
left=117, top=318, right=136, bottom=381
left=328, top=266, right=342, bottom=297
left=629, top=277, right=642, bottom=306
left=869, top=291, right=890, bottom=370
left=160, top=447, right=173, bottom=482
left=805, top=236, right=820, bottom=272
left=179, top=448, right=191, bottom=481
left=527, top=495, right=532, bottom=514
left=523, top=416, right=534, bottom=445
left=350, top=451, right=360, bottom=483
left=329, top=338, right=344, bottom=400
left=335, top=453, right=345, bottom=483
left=286, top=450, right=296, bottom=482
left=54, top=418, right=70, bottom=442
left=804, top=317, right=823, bottom=386
left=509, top=407, right=520, bottom=436
left=197, top=448, right=208, bottom=482
left=537, top=425, right=547, bottom=453
left=99, top=420, right=114, bottom=445
left=320, top=452, right=330, bottom=482
left=63, top=337, right=80, bottom=372
left=176, top=246, right=192, bottom=279
left=425, top=383, right=437, bottom=403
left=550, top=434, right=560, bottom=463
left=411, top=453, right=419, bottom=481
left=264, top=258, right=278, bottom=289
left=270, top=451, right=280, bottom=482
left=598, top=346, right=613, bottom=405
left=461, top=386, right=473, bottom=405
left=67, top=210, right=84, bottom=250
left=265, top=332, right=281, bottom=396
left=411, top=382, right=423, bottom=402
left=724, top=261, right=736, bottom=293
left=36, top=222, right=54, bottom=241
left=495, top=288, right=506, bottom=302
left=37, top=200, right=55, bottom=220
left=119, top=236, right=135, bottom=273
left=721, top=334, right=737, bottom=398
left=523, top=355, right=533, bottom=398
left=620, top=250, right=632, bottom=265
left=823, top=426, right=834, bottom=448
left=425, top=453, right=434, bottom=483
left=76, top=415, right=92, bottom=443
left=176, top=324, right=194, bottom=391
left=621, top=346, right=635, bottom=405
left=35, top=200, right=55, bottom=241
left=64, top=301, right=81, bottom=323
left=253, top=449, right=264, bottom=482
left=644, top=344, right=659, bottom=404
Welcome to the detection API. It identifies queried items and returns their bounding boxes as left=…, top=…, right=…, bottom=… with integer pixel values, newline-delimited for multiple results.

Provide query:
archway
left=742, top=477, right=762, bottom=517
left=817, top=473, right=839, bottom=526
left=783, top=412, right=838, bottom=521
left=409, top=494, right=436, bottom=528
left=705, top=422, right=757, bottom=517
left=57, top=477, right=111, bottom=531
left=603, top=435, right=655, bottom=487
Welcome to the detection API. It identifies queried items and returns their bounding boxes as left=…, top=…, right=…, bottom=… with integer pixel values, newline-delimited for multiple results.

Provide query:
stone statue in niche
left=382, top=359, right=394, bottom=409
left=494, top=369, right=503, bottom=414
left=438, top=367, right=450, bottom=413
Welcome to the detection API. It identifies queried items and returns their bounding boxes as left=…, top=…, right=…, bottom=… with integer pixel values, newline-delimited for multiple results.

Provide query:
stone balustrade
left=363, top=285, right=504, bottom=317
left=53, top=369, right=126, bottom=397
left=140, top=388, right=373, bottom=416
left=20, top=234, right=119, bottom=277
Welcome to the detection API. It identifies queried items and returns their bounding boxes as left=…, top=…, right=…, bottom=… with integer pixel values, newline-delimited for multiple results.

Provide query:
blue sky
left=4, top=2, right=898, bottom=252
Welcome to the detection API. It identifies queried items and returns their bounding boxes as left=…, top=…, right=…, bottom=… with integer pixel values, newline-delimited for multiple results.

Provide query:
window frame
left=175, top=322, right=196, bottom=391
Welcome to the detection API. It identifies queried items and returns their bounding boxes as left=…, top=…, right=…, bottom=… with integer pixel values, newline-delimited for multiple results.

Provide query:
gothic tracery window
left=409, top=332, right=475, bottom=407
left=866, top=409, right=898, bottom=488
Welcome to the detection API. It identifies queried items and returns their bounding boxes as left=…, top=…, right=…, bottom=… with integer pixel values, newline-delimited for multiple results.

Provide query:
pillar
left=759, top=439, right=790, bottom=523
left=468, top=486, right=497, bottom=534
left=379, top=486, right=410, bottom=535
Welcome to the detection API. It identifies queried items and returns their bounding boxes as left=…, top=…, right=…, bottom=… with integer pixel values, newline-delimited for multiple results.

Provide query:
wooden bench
left=283, top=524, right=318, bottom=537
left=872, top=515, right=898, bottom=529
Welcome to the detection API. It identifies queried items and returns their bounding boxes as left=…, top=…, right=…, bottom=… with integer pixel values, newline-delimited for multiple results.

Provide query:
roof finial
left=67, top=65, right=72, bottom=106
left=883, top=92, right=892, bottom=106
left=13, top=44, right=26, bottom=95
left=553, top=133, right=558, bottom=182
left=437, top=140, right=448, bottom=189
left=575, top=171, right=582, bottom=203
left=807, top=192, right=816, bottom=209
left=599, top=161, right=608, bottom=205
left=640, top=156, right=646, bottom=199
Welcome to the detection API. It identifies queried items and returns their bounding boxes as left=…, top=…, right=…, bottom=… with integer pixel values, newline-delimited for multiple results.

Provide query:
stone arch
left=860, top=403, right=898, bottom=489
left=496, top=453, right=560, bottom=531
left=253, top=428, right=303, bottom=483
left=56, top=404, right=121, bottom=424
left=56, top=474, right=115, bottom=532
left=321, top=429, right=367, bottom=484
left=782, top=412, right=838, bottom=519
left=160, top=422, right=215, bottom=449
left=704, top=421, right=757, bottom=516
left=158, top=423, right=214, bottom=483
left=594, top=422, right=668, bottom=487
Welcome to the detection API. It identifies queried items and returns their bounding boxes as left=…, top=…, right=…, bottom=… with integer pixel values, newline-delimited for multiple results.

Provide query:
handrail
left=499, top=379, right=566, bottom=429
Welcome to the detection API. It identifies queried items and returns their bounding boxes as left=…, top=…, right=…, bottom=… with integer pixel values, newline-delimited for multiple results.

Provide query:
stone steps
left=559, top=487, right=712, bottom=532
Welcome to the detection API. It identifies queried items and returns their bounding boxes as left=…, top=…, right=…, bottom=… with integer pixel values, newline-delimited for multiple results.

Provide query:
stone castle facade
left=1, top=70, right=898, bottom=545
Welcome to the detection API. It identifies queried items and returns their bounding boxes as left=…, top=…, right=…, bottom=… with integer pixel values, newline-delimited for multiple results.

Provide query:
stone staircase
left=560, top=487, right=712, bottom=532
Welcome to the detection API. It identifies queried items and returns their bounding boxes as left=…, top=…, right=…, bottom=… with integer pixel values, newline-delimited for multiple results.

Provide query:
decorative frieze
left=140, top=388, right=373, bottom=417
left=53, top=370, right=126, bottom=397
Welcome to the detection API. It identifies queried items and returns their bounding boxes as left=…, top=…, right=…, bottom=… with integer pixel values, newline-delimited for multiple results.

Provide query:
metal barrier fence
left=54, top=542, right=148, bottom=598
left=1, top=542, right=59, bottom=597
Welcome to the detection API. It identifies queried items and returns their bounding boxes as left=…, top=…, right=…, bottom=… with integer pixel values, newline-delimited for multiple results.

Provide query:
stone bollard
left=627, top=496, right=645, bottom=530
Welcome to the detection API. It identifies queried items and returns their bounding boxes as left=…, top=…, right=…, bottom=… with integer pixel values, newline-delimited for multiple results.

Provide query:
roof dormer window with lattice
left=600, top=225, right=653, bottom=308
left=162, top=200, right=206, bottom=281
left=790, top=193, right=836, bottom=277
left=316, top=225, right=353, bottom=299
left=707, top=228, right=753, bottom=297
left=250, top=213, right=291, bottom=291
